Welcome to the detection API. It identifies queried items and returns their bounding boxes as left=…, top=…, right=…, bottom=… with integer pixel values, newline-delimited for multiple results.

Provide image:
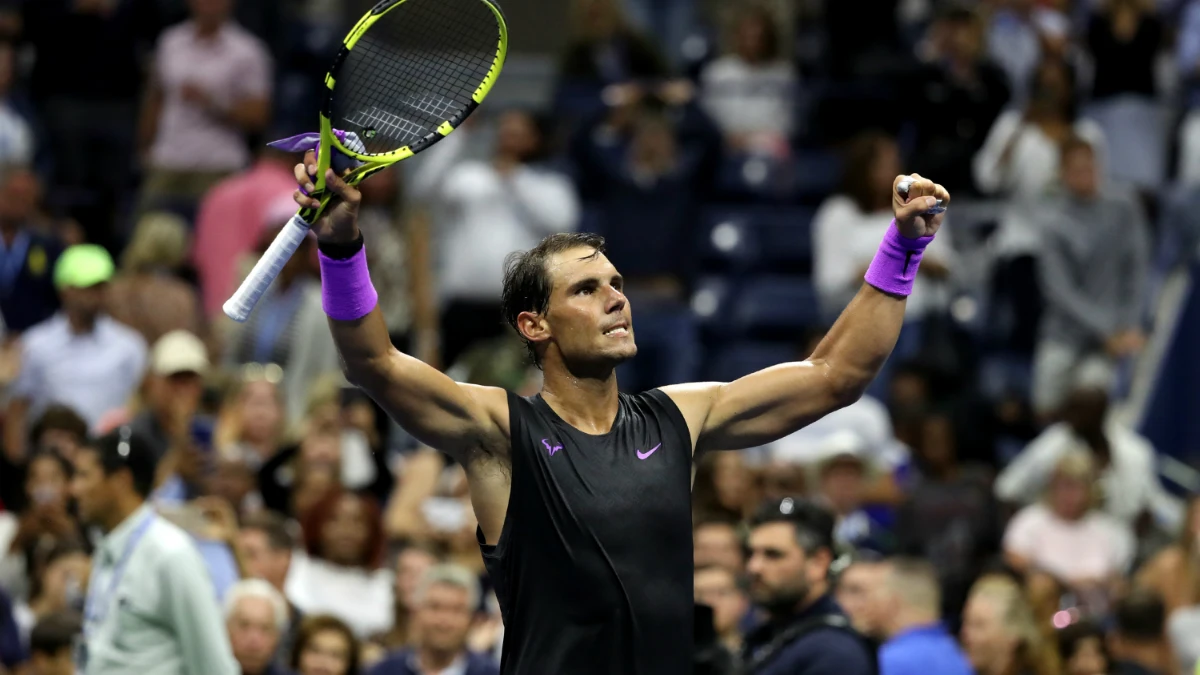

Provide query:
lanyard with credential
left=83, top=514, right=155, bottom=636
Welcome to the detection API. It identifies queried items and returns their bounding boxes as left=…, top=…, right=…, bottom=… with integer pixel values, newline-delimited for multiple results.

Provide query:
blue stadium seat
left=715, top=154, right=792, bottom=202
left=733, top=276, right=820, bottom=338
left=705, top=341, right=798, bottom=382
left=756, top=207, right=815, bottom=269
left=700, top=205, right=814, bottom=273
left=698, top=208, right=762, bottom=272
left=793, top=150, right=841, bottom=203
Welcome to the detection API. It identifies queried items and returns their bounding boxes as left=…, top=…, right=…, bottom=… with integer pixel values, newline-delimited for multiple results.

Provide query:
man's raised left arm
left=663, top=174, right=949, bottom=454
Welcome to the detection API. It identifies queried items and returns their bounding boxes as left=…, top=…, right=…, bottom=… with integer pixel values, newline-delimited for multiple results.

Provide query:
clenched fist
left=892, top=173, right=950, bottom=239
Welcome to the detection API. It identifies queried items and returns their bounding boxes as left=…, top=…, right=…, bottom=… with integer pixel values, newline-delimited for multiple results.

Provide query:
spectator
left=996, top=387, right=1179, bottom=530
left=960, top=575, right=1059, bottom=675
left=0, top=167, right=62, bottom=335
left=875, top=557, right=973, bottom=675
left=26, top=610, right=79, bottom=675
left=0, top=454, right=84, bottom=603
left=238, top=512, right=302, bottom=663
left=906, top=5, right=1011, bottom=195
left=214, top=364, right=286, bottom=469
left=69, top=428, right=237, bottom=674
left=556, top=0, right=667, bottom=115
left=368, top=564, right=498, bottom=675
left=225, top=579, right=291, bottom=675
left=814, top=131, right=955, bottom=334
left=1058, top=620, right=1111, bottom=675
left=0, top=406, right=88, bottom=548
left=1084, top=0, right=1165, bottom=191
left=382, top=448, right=473, bottom=549
left=369, top=543, right=439, bottom=652
left=699, top=4, right=796, bottom=155
left=809, top=436, right=893, bottom=555
left=1110, top=589, right=1171, bottom=675
left=285, top=489, right=393, bottom=639
left=5, top=245, right=147, bottom=456
left=835, top=556, right=886, bottom=640
left=694, top=520, right=746, bottom=574
left=694, top=564, right=750, bottom=655
left=192, top=144, right=298, bottom=316
left=741, top=498, right=874, bottom=675
left=11, top=540, right=88, bottom=648
left=106, top=212, right=204, bottom=346
left=223, top=225, right=338, bottom=427
left=289, top=614, right=359, bottom=675
left=411, top=110, right=579, bottom=369
left=985, top=0, right=1070, bottom=105
left=1136, top=495, right=1200, bottom=674
left=974, top=59, right=1105, bottom=277
left=693, top=452, right=755, bottom=524
left=894, top=411, right=1000, bottom=624
left=22, top=0, right=167, bottom=243
left=130, top=329, right=211, bottom=461
left=0, top=41, right=34, bottom=169
left=136, top=0, right=272, bottom=217
left=1003, top=447, right=1134, bottom=615
left=1028, top=137, right=1148, bottom=417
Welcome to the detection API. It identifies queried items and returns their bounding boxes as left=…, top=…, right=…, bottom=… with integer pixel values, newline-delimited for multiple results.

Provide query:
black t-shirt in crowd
left=479, top=390, right=695, bottom=675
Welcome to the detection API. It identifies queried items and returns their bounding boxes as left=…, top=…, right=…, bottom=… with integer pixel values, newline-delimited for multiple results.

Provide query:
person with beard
left=742, top=498, right=876, bottom=675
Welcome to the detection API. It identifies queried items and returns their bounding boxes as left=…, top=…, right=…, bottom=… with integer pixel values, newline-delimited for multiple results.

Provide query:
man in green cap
left=4, top=245, right=147, bottom=460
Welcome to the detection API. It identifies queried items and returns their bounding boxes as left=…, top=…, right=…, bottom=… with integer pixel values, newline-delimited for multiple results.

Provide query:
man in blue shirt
left=875, top=557, right=972, bottom=675
left=741, top=498, right=875, bottom=675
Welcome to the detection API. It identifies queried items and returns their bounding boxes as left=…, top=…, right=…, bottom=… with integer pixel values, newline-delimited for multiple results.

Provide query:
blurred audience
left=1137, top=495, right=1200, bottom=673
left=289, top=614, right=359, bottom=675
left=1110, top=589, right=1171, bottom=675
left=1057, top=619, right=1110, bottom=675
left=26, top=610, right=79, bottom=675
left=694, top=563, right=749, bottom=655
left=960, top=574, right=1059, bottom=675
left=875, top=557, right=973, bottom=675
left=0, top=167, right=62, bottom=336
left=106, top=212, right=203, bottom=345
left=225, top=579, right=290, bottom=675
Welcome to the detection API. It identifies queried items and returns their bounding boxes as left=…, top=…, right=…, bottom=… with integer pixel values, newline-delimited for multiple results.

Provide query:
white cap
left=811, top=430, right=869, bottom=468
left=151, top=330, right=210, bottom=376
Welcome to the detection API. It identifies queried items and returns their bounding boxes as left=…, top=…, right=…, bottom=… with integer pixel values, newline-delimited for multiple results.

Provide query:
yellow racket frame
left=302, top=0, right=508, bottom=222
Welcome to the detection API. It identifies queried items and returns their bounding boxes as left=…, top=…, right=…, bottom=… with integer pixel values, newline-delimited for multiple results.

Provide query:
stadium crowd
left=0, top=0, right=1197, bottom=673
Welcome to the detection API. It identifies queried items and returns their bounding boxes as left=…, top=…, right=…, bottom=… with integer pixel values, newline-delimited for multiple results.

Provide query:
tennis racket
left=223, top=0, right=508, bottom=322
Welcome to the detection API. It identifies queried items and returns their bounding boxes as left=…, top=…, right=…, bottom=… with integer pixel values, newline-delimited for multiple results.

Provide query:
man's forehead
left=749, top=522, right=800, bottom=547
left=546, top=247, right=613, bottom=280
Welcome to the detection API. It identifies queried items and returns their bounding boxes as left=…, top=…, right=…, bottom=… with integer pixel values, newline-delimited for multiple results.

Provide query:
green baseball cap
left=54, top=244, right=115, bottom=290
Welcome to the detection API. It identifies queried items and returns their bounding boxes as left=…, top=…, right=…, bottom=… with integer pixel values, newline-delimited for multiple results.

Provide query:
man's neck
left=768, top=585, right=827, bottom=623
left=67, top=312, right=97, bottom=335
left=100, top=497, right=145, bottom=535
left=540, top=364, right=621, bottom=435
left=418, top=647, right=460, bottom=674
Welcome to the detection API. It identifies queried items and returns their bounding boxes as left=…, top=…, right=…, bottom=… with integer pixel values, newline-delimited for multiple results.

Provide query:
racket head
left=322, top=0, right=508, bottom=162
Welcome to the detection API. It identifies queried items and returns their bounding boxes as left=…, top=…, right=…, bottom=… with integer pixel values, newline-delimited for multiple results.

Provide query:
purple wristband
left=319, top=247, right=378, bottom=321
left=863, top=221, right=935, bottom=297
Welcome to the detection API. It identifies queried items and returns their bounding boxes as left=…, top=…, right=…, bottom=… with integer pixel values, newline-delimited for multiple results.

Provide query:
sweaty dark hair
left=85, top=428, right=159, bottom=498
left=501, top=232, right=607, bottom=367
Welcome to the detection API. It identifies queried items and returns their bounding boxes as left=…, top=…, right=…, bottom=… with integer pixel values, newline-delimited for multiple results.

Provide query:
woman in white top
left=973, top=57, right=1106, bottom=258
left=699, top=5, right=796, bottom=155
left=285, top=489, right=393, bottom=639
left=1003, top=447, right=1134, bottom=617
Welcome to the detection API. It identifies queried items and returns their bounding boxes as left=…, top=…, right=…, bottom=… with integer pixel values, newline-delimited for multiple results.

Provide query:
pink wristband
left=863, top=221, right=934, bottom=297
left=319, top=247, right=378, bottom=321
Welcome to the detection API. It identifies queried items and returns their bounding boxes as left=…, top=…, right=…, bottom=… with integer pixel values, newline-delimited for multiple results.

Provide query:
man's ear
left=516, top=310, right=549, bottom=347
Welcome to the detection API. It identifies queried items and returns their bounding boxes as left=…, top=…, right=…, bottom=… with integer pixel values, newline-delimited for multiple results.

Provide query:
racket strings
left=333, top=0, right=500, bottom=155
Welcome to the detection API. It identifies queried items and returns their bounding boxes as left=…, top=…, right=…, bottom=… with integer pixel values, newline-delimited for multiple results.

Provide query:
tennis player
left=293, top=154, right=948, bottom=674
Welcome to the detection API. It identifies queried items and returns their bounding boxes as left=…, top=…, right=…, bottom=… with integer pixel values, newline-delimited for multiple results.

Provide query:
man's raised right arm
left=292, top=153, right=509, bottom=460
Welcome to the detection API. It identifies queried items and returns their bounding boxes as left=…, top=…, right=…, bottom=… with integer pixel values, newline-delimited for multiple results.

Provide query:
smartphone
left=190, top=415, right=215, bottom=453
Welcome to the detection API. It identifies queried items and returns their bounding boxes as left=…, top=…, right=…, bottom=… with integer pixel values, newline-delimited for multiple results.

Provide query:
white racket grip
left=223, top=214, right=312, bottom=322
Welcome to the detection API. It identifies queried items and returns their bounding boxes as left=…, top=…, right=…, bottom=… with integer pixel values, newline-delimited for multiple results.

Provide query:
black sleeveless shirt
left=478, top=390, right=695, bottom=674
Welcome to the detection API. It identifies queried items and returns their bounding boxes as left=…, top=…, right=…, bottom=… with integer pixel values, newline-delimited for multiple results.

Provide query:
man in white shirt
left=70, top=428, right=237, bottom=675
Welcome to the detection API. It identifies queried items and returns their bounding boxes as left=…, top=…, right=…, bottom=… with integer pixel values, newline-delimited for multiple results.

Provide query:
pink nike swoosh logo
left=636, top=444, right=661, bottom=460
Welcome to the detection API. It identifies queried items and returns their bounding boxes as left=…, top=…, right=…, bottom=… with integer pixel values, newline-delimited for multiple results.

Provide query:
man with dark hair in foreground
left=293, top=149, right=949, bottom=674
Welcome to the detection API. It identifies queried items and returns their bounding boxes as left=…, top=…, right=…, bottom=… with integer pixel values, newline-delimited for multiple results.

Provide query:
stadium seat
left=700, top=205, right=814, bottom=274
left=698, top=208, right=762, bottom=272
left=792, top=150, right=841, bottom=204
left=705, top=341, right=798, bottom=382
left=756, top=207, right=815, bottom=270
left=732, top=276, right=820, bottom=339
left=715, top=154, right=792, bottom=202
left=690, top=275, right=736, bottom=333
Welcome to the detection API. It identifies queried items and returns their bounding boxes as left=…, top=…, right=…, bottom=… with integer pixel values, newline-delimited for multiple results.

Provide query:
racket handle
left=223, top=214, right=311, bottom=322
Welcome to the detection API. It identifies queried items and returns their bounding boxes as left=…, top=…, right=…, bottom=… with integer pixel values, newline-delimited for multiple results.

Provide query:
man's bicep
left=363, top=352, right=510, bottom=459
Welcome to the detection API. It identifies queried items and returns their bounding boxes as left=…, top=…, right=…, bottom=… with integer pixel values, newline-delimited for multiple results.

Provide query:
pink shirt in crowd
left=149, top=20, right=271, bottom=172
left=1003, top=502, right=1134, bottom=583
left=193, top=160, right=297, bottom=315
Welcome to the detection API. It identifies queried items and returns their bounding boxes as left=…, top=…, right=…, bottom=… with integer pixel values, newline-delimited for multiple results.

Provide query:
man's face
left=415, top=583, right=475, bottom=655
left=396, top=548, right=437, bottom=611
left=819, top=458, right=865, bottom=516
left=745, top=522, right=825, bottom=613
left=0, top=168, right=38, bottom=225
left=693, top=523, right=744, bottom=574
left=836, top=562, right=886, bottom=637
left=60, top=284, right=106, bottom=323
left=522, top=247, right=636, bottom=369
left=70, top=449, right=116, bottom=528
left=227, top=596, right=280, bottom=675
left=237, top=529, right=291, bottom=591
left=150, top=372, right=204, bottom=417
left=694, top=567, right=748, bottom=637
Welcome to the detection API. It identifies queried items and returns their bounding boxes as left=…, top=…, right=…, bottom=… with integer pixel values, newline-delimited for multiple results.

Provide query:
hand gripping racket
left=223, top=0, right=508, bottom=322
